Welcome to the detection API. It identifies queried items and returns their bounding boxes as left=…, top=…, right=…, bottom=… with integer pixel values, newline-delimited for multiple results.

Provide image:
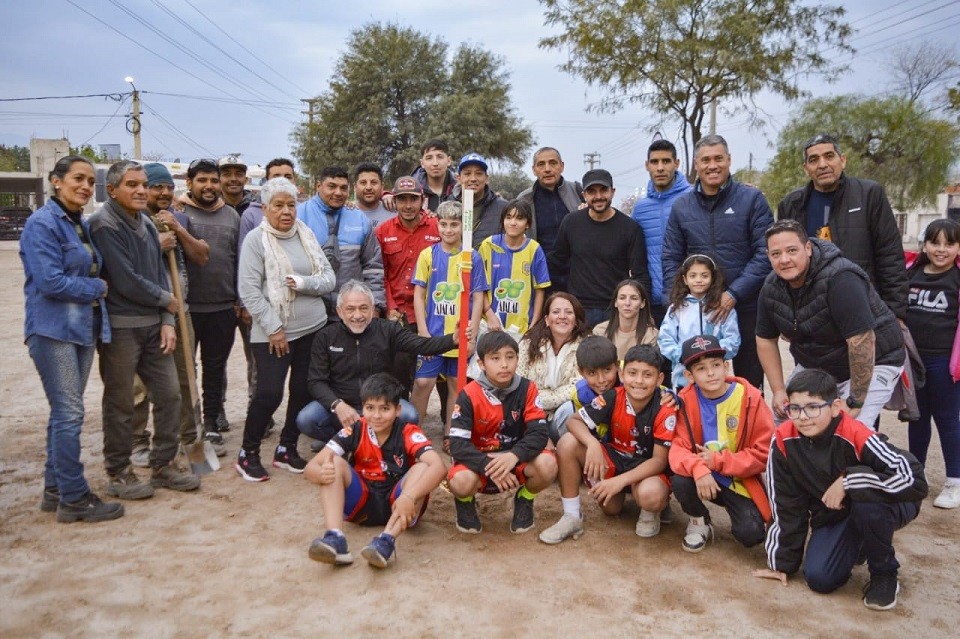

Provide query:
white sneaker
left=130, top=448, right=150, bottom=468
left=934, top=484, right=960, bottom=509
left=682, top=516, right=714, bottom=552
left=635, top=509, right=661, bottom=538
left=538, top=513, right=584, bottom=544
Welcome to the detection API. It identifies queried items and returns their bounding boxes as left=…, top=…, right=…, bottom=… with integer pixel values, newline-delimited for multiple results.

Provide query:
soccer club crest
left=725, top=416, right=739, bottom=432
left=394, top=454, right=405, bottom=469
left=511, top=410, right=520, bottom=421
left=664, top=415, right=677, bottom=432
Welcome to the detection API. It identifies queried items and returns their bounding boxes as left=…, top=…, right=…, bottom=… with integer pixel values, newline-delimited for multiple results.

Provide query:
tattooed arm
left=846, top=329, right=876, bottom=406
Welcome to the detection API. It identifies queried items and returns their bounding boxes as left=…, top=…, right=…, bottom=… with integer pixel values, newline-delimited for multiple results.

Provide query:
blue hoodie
left=631, top=171, right=691, bottom=305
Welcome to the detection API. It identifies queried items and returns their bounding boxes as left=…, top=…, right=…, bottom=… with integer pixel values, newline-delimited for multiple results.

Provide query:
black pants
left=734, top=307, right=763, bottom=391
left=190, top=309, right=237, bottom=425
left=672, top=474, right=766, bottom=547
left=242, top=330, right=317, bottom=452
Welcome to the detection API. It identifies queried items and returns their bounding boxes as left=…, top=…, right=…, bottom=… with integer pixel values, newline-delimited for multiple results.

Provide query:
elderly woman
left=517, top=292, right=591, bottom=418
left=21, top=155, right=122, bottom=522
left=236, top=177, right=336, bottom=482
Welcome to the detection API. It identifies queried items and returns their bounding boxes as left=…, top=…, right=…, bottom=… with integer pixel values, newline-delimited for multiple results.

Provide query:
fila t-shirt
left=906, top=265, right=960, bottom=355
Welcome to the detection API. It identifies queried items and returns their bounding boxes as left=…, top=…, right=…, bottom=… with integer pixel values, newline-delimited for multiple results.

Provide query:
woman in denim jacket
left=20, top=155, right=122, bottom=523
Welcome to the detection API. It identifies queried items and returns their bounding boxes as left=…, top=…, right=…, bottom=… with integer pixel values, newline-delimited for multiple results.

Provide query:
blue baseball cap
left=458, top=152, right=488, bottom=173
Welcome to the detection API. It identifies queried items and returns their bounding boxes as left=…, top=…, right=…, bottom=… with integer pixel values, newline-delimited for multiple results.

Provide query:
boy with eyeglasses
left=755, top=368, right=927, bottom=611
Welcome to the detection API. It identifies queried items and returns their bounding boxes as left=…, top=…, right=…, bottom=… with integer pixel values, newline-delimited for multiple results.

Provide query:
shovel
left=168, top=250, right=220, bottom=474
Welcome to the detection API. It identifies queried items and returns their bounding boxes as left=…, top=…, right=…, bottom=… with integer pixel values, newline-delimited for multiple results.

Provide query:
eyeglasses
left=785, top=401, right=832, bottom=420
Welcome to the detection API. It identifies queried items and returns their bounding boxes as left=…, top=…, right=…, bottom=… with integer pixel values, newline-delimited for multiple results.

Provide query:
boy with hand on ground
left=669, top=335, right=772, bottom=553
left=549, top=335, right=621, bottom=444
left=539, top=344, right=674, bottom=544
left=305, top=373, right=446, bottom=568
left=755, top=369, right=927, bottom=611
left=448, top=331, right=558, bottom=534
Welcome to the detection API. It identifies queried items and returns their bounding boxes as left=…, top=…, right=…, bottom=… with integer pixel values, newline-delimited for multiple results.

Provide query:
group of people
left=20, top=133, right=959, bottom=612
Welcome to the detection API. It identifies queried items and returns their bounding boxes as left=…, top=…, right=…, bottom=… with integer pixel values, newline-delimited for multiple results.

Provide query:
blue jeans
left=583, top=307, right=608, bottom=329
left=27, top=335, right=96, bottom=503
left=909, top=353, right=960, bottom=478
left=297, top=399, right=419, bottom=443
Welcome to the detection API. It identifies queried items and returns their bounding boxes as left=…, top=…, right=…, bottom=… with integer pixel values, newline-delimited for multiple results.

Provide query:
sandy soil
left=0, top=239, right=957, bottom=638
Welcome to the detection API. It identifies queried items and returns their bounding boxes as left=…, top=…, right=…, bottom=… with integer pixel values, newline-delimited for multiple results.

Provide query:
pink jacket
left=905, top=251, right=960, bottom=382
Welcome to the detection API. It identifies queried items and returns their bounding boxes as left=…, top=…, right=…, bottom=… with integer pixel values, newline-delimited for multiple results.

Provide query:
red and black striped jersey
left=326, top=418, right=433, bottom=483
left=577, top=386, right=675, bottom=462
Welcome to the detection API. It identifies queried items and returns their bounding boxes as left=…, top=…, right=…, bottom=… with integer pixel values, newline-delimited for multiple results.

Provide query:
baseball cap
left=392, top=176, right=422, bottom=196
left=143, top=163, right=174, bottom=186
left=681, top=334, right=727, bottom=367
left=218, top=154, right=247, bottom=171
left=582, top=169, right=613, bottom=190
left=458, top=152, right=488, bottom=173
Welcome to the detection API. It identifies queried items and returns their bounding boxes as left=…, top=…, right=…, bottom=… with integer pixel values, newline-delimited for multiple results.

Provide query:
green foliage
left=760, top=95, right=960, bottom=210
left=291, top=23, right=534, bottom=182
left=70, top=144, right=109, bottom=163
left=488, top=165, right=532, bottom=200
left=950, top=83, right=960, bottom=114
left=0, top=144, right=30, bottom=172
left=538, top=0, right=852, bottom=173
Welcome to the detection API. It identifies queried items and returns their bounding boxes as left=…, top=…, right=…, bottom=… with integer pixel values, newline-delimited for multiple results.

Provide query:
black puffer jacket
left=777, top=175, right=908, bottom=319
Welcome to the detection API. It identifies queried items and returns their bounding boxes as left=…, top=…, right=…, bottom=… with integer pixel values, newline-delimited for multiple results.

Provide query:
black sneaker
left=216, top=411, right=230, bottom=432
left=863, top=574, right=900, bottom=611
left=309, top=530, right=353, bottom=565
left=455, top=498, right=482, bottom=534
left=204, top=430, right=224, bottom=446
left=235, top=449, right=269, bottom=482
left=273, top=445, right=307, bottom=473
left=56, top=492, right=124, bottom=523
left=510, top=493, right=535, bottom=534
left=40, top=486, right=59, bottom=512
left=361, top=533, right=396, bottom=568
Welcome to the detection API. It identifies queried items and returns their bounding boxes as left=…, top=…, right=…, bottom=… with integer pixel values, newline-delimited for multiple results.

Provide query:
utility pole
left=301, top=98, right=321, bottom=125
left=125, top=76, right=141, bottom=160
left=584, top=151, right=601, bottom=170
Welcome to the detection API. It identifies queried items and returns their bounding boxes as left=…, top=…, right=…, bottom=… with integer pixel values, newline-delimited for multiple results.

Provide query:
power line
left=854, top=13, right=960, bottom=59
left=845, top=0, right=949, bottom=43
left=141, top=90, right=300, bottom=110
left=0, top=93, right=124, bottom=102
left=79, top=95, right=129, bottom=147
left=140, top=98, right=217, bottom=157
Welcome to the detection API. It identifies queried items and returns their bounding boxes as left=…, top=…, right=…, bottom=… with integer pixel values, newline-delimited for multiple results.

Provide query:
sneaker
left=455, top=498, right=482, bottom=534
left=130, top=447, right=151, bottom=468
left=361, top=533, right=397, bottom=568
left=56, top=492, right=124, bottom=523
left=682, top=516, right=714, bottom=553
left=216, top=411, right=230, bottom=432
left=308, top=530, right=353, bottom=565
left=40, top=486, right=59, bottom=513
left=106, top=467, right=155, bottom=500
left=151, top=464, right=201, bottom=491
left=204, top=430, right=224, bottom=446
left=510, top=493, right=535, bottom=534
left=273, top=445, right=307, bottom=473
left=636, top=509, right=661, bottom=538
left=933, top=483, right=960, bottom=509
left=538, top=513, right=584, bottom=544
left=235, top=449, right=269, bottom=482
left=660, top=502, right=675, bottom=525
left=863, top=574, right=900, bottom=611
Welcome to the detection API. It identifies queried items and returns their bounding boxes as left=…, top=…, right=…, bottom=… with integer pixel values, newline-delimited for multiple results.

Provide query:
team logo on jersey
left=493, top=278, right=526, bottom=316
left=394, top=454, right=405, bottom=468
left=411, top=432, right=428, bottom=443
left=534, top=395, right=544, bottom=410
left=590, top=394, right=606, bottom=410
left=664, top=415, right=677, bottom=432
left=511, top=410, right=519, bottom=421
left=725, top=416, right=739, bottom=432
left=433, top=282, right=462, bottom=316
left=451, top=404, right=461, bottom=419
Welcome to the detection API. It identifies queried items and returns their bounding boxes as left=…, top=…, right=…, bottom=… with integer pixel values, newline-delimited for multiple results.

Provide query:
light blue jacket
left=631, top=171, right=691, bottom=305
left=658, top=294, right=740, bottom=388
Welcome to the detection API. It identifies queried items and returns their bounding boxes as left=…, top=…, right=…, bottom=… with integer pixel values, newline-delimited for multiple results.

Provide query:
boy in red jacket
left=669, top=335, right=773, bottom=552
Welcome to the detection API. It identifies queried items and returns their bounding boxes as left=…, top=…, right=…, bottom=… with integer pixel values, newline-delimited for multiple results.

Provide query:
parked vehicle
left=0, top=207, right=31, bottom=240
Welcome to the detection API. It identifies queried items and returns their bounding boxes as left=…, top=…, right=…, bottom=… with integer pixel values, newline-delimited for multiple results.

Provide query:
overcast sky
left=2, top=0, right=958, bottom=196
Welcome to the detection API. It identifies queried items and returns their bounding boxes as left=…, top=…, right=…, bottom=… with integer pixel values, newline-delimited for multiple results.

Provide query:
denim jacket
left=20, top=199, right=111, bottom=345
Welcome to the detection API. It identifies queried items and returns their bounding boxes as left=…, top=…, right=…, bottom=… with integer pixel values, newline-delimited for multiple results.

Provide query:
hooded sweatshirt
left=178, top=193, right=239, bottom=313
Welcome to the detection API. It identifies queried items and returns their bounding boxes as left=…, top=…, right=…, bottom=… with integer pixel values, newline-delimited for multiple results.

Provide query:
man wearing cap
left=219, top=154, right=253, bottom=215
left=447, top=152, right=508, bottom=249
left=776, top=133, right=907, bottom=320
left=663, top=134, right=774, bottom=389
left=354, top=162, right=392, bottom=228
left=551, top=168, right=651, bottom=327
left=178, top=158, right=240, bottom=437
left=376, top=176, right=442, bottom=394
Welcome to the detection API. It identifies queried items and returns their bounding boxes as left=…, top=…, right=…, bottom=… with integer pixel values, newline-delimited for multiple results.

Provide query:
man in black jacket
left=777, top=133, right=908, bottom=320
left=297, top=280, right=457, bottom=449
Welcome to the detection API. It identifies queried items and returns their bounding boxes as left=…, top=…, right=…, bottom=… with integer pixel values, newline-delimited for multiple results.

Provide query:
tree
left=489, top=165, right=531, bottom=200
left=70, top=144, right=108, bottom=163
left=760, top=95, right=960, bottom=210
left=887, top=42, right=958, bottom=105
left=0, top=144, right=30, bottom=171
left=538, top=0, right=852, bottom=175
left=291, top=23, right=533, bottom=182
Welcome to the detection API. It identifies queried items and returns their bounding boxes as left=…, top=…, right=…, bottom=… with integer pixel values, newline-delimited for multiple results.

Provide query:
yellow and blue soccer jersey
left=412, top=243, right=489, bottom=357
left=478, top=234, right=551, bottom=334
left=696, top=382, right=749, bottom=498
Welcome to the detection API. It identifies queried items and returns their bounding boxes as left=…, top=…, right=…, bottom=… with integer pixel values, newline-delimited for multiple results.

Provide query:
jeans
left=786, top=363, right=902, bottom=431
left=98, top=324, right=181, bottom=475
left=27, top=335, right=96, bottom=503
left=803, top=501, right=919, bottom=593
left=583, top=307, right=608, bottom=329
left=191, top=309, right=237, bottom=425
left=550, top=400, right=576, bottom=444
left=242, top=330, right=317, bottom=452
left=297, top=398, right=420, bottom=444
left=909, top=353, right=960, bottom=478
left=672, top=474, right=766, bottom=547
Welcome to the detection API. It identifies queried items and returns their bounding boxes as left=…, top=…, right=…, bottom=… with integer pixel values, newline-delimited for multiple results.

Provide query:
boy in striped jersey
left=756, top=369, right=927, bottom=611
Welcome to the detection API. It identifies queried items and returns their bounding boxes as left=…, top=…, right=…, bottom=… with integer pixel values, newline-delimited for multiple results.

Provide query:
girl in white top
left=593, top=279, right=659, bottom=360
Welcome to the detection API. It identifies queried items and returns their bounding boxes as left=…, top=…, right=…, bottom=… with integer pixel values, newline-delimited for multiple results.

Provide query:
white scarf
left=259, top=219, right=325, bottom=326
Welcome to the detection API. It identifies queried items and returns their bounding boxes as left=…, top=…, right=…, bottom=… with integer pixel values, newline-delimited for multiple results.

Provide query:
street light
left=125, top=76, right=141, bottom=160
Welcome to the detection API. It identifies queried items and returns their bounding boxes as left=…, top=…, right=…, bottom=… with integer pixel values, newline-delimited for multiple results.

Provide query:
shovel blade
left=187, top=441, right=220, bottom=475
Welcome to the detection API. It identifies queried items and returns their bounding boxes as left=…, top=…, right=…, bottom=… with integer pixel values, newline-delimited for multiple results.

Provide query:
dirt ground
left=0, top=239, right=957, bottom=638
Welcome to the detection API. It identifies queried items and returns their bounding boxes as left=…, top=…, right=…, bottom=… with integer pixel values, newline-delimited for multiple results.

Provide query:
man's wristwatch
left=331, top=399, right=343, bottom=411
left=845, top=395, right=864, bottom=409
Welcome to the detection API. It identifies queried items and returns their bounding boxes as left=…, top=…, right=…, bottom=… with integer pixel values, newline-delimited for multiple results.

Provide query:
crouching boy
left=550, top=335, right=621, bottom=444
left=305, top=373, right=446, bottom=568
left=670, top=335, right=773, bottom=553
left=540, top=344, right=674, bottom=544
left=448, top=331, right=558, bottom=534
left=755, top=369, right=927, bottom=611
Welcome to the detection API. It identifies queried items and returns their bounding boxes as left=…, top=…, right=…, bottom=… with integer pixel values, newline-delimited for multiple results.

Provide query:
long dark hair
left=523, top=292, right=589, bottom=363
left=602, top=279, right=655, bottom=345
left=909, top=219, right=960, bottom=272
left=667, top=253, right=725, bottom=314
